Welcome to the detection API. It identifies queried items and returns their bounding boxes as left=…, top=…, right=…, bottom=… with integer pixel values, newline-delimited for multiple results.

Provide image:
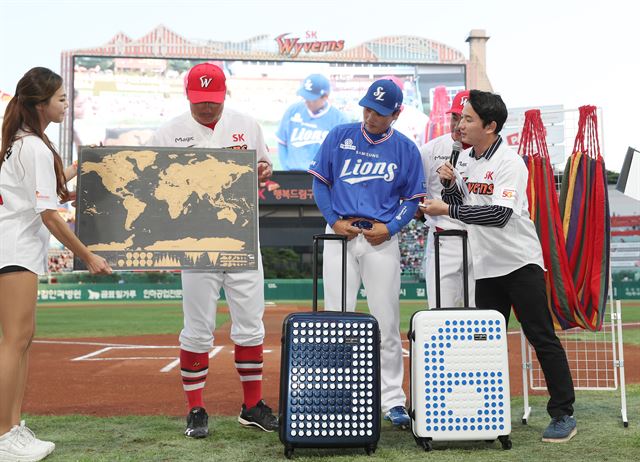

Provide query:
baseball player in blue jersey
left=276, top=74, right=349, bottom=170
left=309, top=79, right=426, bottom=428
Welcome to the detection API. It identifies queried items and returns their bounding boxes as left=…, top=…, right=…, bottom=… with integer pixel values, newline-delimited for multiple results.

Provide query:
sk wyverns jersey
left=0, top=132, right=58, bottom=274
left=276, top=102, right=348, bottom=170
left=148, top=108, right=271, bottom=164
left=462, top=142, right=544, bottom=279
left=309, top=123, right=426, bottom=223
left=420, top=133, right=471, bottom=230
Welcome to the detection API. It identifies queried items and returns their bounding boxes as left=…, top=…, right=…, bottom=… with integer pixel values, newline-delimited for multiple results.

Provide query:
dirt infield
left=23, top=304, right=639, bottom=417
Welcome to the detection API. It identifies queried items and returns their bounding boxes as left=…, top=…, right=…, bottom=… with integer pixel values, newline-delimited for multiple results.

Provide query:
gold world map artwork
left=75, top=147, right=258, bottom=271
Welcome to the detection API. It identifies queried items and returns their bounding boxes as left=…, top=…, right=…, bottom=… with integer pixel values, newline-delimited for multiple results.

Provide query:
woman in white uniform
left=0, top=67, right=112, bottom=461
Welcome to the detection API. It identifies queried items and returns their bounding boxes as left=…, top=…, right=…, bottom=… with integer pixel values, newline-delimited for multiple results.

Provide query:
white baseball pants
left=322, top=226, right=405, bottom=413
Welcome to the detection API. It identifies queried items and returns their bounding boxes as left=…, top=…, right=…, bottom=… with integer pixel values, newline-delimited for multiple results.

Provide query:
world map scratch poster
left=75, top=146, right=258, bottom=271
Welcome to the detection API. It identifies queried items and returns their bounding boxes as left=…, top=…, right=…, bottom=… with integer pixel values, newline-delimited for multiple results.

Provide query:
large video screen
left=72, top=56, right=465, bottom=170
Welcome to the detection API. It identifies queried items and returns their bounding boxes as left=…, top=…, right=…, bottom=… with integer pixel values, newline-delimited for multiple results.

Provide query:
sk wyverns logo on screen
left=339, top=158, right=398, bottom=184
left=339, top=138, right=357, bottom=150
left=200, top=76, right=213, bottom=88
left=373, top=87, right=385, bottom=101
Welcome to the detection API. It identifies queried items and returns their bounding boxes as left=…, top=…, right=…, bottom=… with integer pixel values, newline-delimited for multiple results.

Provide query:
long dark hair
left=1, top=67, right=69, bottom=200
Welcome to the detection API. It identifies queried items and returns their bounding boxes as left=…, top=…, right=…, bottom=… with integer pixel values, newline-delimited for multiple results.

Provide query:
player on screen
left=276, top=74, right=348, bottom=170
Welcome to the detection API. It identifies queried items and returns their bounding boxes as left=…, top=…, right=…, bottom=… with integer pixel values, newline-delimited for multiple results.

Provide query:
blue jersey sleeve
left=312, top=177, right=340, bottom=227
left=308, top=126, right=340, bottom=185
left=386, top=199, right=420, bottom=236
left=276, top=105, right=293, bottom=170
left=276, top=104, right=292, bottom=145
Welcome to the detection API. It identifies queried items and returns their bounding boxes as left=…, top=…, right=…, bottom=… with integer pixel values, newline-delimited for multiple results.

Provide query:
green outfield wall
left=36, top=280, right=427, bottom=303
left=36, top=279, right=639, bottom=303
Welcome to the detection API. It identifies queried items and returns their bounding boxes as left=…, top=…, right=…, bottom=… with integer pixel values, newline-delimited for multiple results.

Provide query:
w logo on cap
left=373, top=87, right=386, bottom=101
left=200, top=76, right=213, bottom=88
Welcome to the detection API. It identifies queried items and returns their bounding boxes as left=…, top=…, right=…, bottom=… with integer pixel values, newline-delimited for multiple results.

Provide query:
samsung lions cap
left=359, top=79, right=403, bottom=116
left=185, top=63, right=227, bottom=104
left=297, top=74, right=331, bottom=101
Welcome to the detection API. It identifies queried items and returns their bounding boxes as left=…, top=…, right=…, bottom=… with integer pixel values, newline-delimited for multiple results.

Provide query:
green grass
left=350, top=300, right=640, bottom=344
left=35, top=302, right=229, bottom=338
left=34, top=299, right=640, bottom=345
left=24, top=388, right=639, bottom=461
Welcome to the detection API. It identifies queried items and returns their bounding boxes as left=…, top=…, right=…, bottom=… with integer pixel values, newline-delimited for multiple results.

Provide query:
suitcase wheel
left=284, top=445, right=294, bottom=459
left=364, top=444, right=376, bottom=456
left=499, top=435, right=512, bottom=450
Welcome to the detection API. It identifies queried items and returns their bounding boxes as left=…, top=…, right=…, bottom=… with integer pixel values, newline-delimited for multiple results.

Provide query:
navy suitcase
left=408, top=230, right=512, bottom=451
left=279, top=234, right=381, bottom=458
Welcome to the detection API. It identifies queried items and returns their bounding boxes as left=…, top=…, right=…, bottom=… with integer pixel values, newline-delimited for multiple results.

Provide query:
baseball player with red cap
left=309, top=78, right=426, bottom=428
left=148, top=62, right=277, bottom=438
left=418, top=90, right=475, bottom=308
left=275, top=74, right=348, bottom=170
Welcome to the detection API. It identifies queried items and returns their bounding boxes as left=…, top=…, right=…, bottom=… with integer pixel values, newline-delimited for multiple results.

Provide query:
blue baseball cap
left=359, top=79, right=403, bottom=116
left=297, top=74, right=331, bottom=101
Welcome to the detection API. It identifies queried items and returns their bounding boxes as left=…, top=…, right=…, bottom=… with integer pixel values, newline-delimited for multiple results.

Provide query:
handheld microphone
left=443, top=141, right=462, bottom=188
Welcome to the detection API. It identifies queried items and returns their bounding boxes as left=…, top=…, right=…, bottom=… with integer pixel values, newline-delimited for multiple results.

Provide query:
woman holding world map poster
left=0, top=67, right=112, bottom=461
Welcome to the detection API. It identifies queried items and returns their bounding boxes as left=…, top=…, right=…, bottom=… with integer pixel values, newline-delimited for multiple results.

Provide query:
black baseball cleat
left=185, top=407, right=209, bottom=438
left=238, top=400, right=279, bottom=432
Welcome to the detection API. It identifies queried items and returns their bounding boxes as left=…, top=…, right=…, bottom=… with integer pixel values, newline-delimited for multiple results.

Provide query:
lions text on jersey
left=308, top=122, right=425, bottom=224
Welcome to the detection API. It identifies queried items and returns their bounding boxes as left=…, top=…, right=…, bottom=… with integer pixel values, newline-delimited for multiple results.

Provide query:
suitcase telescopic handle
left=434, top=229, right=469, bottom=308
left=312, top=234, right=347, bottom=312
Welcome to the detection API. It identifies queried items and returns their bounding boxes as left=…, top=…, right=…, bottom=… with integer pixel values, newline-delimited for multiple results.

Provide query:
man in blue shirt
left=276, top=74, right=348, bottom=170
left=309, top=79, right=426, bottom=428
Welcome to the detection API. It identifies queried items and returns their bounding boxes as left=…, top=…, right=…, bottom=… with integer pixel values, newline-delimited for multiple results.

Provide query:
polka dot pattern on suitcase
left=416, top=313, right=510, bottom=437
left=283, top=317, right=380, bottom=441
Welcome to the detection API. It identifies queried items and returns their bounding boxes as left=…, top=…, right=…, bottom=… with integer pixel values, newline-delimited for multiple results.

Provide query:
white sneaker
left=0, top=424, right=55, bottom=462
left=17, top=422, right=55, bottom=456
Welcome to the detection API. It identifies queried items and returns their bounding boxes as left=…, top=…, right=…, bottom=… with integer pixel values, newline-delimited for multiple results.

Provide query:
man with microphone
left=418, top=90, right=475, bottom=308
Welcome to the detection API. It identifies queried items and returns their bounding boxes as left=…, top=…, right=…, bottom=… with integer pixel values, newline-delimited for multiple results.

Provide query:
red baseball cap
left=446, top=90, right=470, bottom=115
left=185, top=63, right=226, bottom=104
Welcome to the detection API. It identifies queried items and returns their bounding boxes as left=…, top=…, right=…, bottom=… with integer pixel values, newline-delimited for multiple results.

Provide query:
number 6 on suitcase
left=408, top=229, right=512, bottom=451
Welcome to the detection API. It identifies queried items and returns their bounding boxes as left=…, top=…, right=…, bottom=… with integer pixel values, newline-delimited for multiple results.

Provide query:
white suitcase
left=408, top=230, right=512, bottom=451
